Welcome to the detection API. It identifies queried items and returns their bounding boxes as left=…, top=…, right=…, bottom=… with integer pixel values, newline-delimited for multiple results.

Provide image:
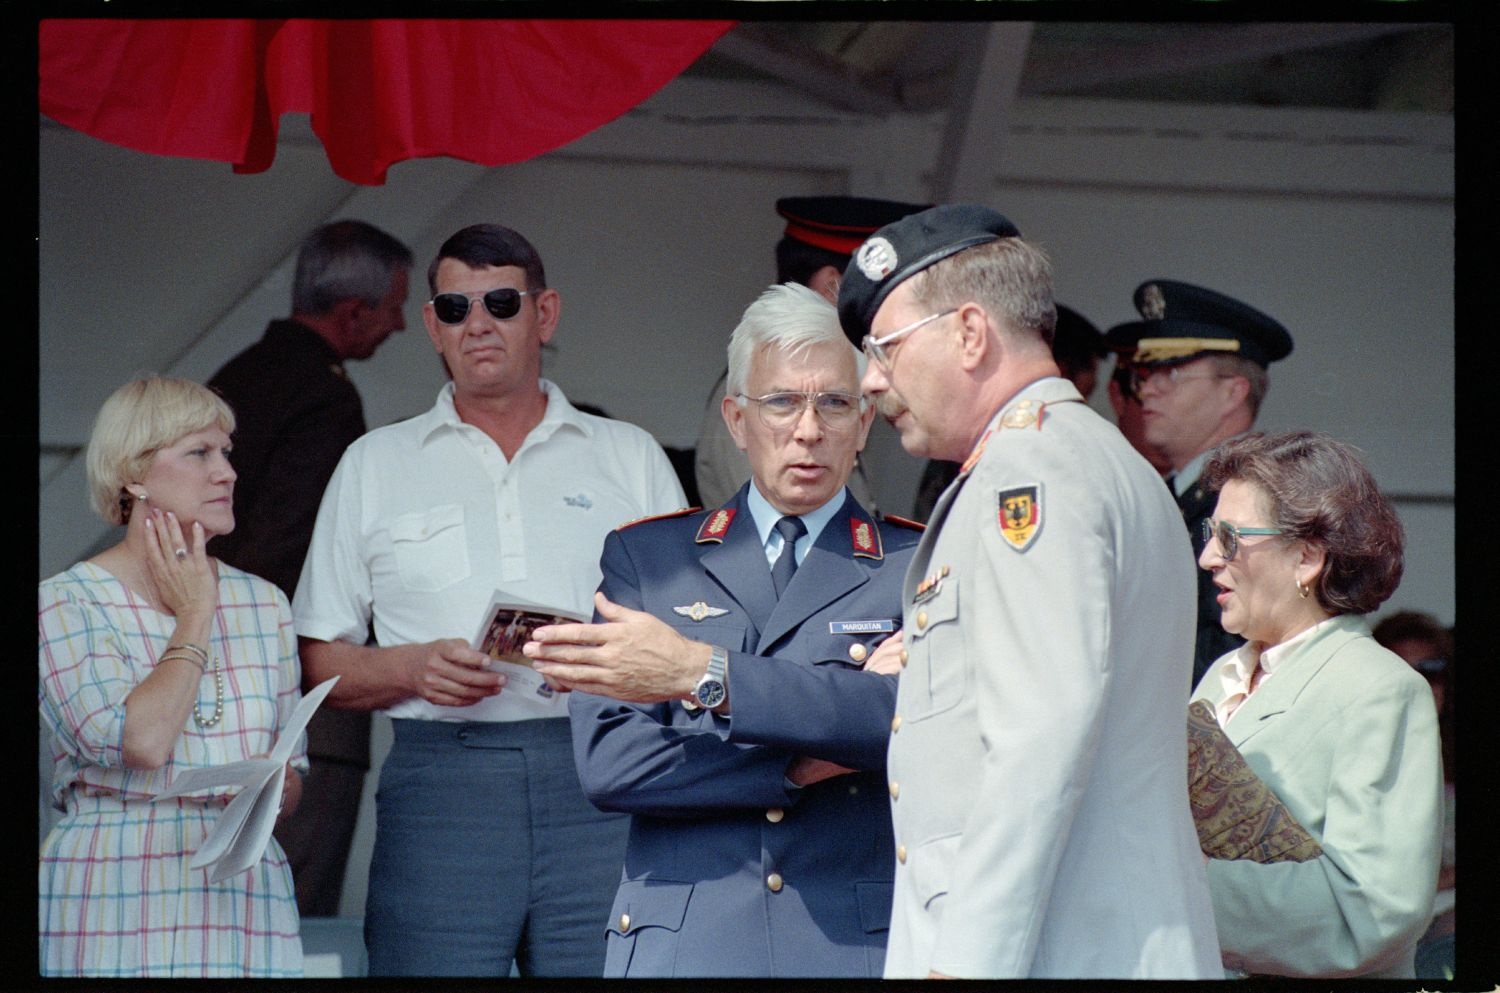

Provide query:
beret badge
left=855, top=237, right=899, bottom=282
left=1141, top=283, right=1167, bottom=320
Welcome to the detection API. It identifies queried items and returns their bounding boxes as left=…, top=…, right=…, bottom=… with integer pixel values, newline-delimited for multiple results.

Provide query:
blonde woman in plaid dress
left=38, top=377, right=305, bottom=977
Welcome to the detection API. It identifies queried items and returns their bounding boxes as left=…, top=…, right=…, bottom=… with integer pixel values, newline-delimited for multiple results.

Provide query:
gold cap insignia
left=1141, top=283, right=1167, bottom=320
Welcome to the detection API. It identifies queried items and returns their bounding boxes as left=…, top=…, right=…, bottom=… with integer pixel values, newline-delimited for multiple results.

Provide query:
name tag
left=829, top=619, right=896, bottom=635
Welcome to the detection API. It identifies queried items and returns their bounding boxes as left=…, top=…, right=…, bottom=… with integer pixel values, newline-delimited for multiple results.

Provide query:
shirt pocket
left=389, top=504, right=471, bottom=593
left=904, top=583, right=965, bottom=719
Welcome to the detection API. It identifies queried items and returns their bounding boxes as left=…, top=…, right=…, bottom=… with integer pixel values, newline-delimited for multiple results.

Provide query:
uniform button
left=848, top=784, right=860, bottom=795
left=618, top=913, right=631, bottom=933
left=916, top=611, right=928, bottom=630
left=899, top=649, right=909, bottom=667
left=766, top=873, right=784, bottom=893
left=941, top=565, right=951, bottom=577
left=891, top=715, right=902, bottom=733
left=897, top=844, right=907, bottom=864
left=765, top=807, right=784, bottom=823
left=849, top=643, right=868, bottom=663
left=889, top=780, right=900, bottom=800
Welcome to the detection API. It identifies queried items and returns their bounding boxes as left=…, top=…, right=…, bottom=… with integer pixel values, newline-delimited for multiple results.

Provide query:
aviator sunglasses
left=430, top=287, right=534, bottom=325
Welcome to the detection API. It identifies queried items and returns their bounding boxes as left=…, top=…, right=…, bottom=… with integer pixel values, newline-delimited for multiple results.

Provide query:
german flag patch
left=996, top=484, right=1041, bottom=551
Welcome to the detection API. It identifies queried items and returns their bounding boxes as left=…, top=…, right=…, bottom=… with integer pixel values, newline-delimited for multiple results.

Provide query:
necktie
left=770, top=516, right=807, bottom=598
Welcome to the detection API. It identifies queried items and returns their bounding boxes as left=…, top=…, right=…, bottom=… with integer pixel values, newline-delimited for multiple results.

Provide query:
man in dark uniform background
left=208, top=219, right=413, bottom=916
left=1105, top=279, right=1294, bottom=686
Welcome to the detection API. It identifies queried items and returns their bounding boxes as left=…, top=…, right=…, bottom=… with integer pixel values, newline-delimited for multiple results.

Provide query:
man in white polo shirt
left=294, top=223, right=685, bottom=977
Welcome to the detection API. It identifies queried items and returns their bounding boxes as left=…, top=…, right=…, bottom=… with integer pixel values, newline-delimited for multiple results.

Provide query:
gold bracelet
left=167, top=642, right=211, bottom=665
left=158, top=650, right=205, bottom=674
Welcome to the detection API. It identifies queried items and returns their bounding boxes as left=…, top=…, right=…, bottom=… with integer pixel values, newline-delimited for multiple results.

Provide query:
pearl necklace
left=193, top=651, right=225, bottom=729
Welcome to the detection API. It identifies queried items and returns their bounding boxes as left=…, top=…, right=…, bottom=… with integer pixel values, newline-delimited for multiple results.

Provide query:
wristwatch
left=692, top=645, right=729, bottom=710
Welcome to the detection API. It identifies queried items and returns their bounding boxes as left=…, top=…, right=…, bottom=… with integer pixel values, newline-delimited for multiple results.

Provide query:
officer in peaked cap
left=694, top=195, right=930, bottom=511
left=1105, top=279, right=1295, bottom=687
left=839, top=204, right=1221, bottom=979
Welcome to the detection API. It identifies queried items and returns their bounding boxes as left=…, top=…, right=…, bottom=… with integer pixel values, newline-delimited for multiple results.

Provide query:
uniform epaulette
left=618, top=507, right=700, bottom=531
left=880, top=514, right=926, bottom=532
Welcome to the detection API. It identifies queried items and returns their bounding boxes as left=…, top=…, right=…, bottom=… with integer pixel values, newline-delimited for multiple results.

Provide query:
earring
left=1296, top=580, right=1310, bottom=599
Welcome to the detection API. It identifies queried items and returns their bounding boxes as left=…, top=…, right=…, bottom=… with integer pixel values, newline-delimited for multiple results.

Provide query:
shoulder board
left=880, top=514, right=926, bottom=532
left=618, top=507, right=700, bottom=531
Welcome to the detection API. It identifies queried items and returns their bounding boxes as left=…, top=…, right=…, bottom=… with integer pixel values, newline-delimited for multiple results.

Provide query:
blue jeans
left=364, top=718, right=628, bottom=976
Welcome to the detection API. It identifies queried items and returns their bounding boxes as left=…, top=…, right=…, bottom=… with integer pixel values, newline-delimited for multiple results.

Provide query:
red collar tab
left=960, top=431, right=992, bottom=475
left=695, top=507, right=737, bottom=543
left=850, top=515, right=883, bottom=560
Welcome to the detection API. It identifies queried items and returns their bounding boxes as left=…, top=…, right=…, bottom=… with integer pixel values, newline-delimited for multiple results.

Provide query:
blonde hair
left=86, top=376, right=236, bottom=525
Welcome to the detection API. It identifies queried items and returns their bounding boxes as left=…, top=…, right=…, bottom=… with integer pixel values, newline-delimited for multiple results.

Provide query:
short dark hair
left=1202, top=430, right=1404, bottom=616
left=1372, top=610, right=1454, bottom=660
left=292, top=220, right=413, bottom=315
left=775, top=237, right=849, bottom=287
left=428, top=224, right=547, bottom=295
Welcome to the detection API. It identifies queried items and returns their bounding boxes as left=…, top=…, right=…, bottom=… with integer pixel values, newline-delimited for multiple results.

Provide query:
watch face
left=694, top=678, right=726, bottom=709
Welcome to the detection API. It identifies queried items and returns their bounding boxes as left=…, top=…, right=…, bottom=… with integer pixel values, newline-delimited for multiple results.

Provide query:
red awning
left=40, top=19, right=735, bottom=185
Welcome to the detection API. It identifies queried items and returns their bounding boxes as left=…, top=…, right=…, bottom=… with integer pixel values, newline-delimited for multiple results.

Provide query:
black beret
left=837, top=204, right=1021, bottom=345
left=1104, top=280, right=1293, bottom=368
left=776, top=196, right=932, bottom=256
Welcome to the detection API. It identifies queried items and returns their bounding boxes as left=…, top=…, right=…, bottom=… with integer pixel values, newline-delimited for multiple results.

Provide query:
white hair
left=725, top=282, right=866, bottom=396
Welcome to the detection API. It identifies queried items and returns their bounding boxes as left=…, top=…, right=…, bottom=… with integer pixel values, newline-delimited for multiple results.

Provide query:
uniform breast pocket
left=389, top=504, right=471, bottom=593
left=904, top=584, right=965, bottom=719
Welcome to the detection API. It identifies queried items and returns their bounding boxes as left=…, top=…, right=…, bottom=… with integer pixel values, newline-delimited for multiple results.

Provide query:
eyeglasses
left=1130, top=364, right=1236, bottom=395
left=1201, top=517, right=1286, bottom=561
left=862, top=309, right=958, bottom=370
left=430, top=287, right=534, bottom=325
left=736, top=391, right=866, bottom=430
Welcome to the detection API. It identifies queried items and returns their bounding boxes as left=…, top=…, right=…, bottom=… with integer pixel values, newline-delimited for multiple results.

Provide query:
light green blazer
left=1191, top=614, right=1444, bottom=978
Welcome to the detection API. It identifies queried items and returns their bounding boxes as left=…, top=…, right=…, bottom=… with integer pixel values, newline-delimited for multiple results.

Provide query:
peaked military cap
left=775, top=196, right=932, bottom=256
left=837, top=203, right=1022, bottom=345
left=1105, top=279, right=1293, bottom=368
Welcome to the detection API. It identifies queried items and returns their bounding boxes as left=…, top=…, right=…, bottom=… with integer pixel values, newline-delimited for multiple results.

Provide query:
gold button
left=891, top=715, right=902, bottom=733
left=619, top=913, right=631, bottom=932
left=767, top=873, right=784, bottom=892
left=916, top=611, right=928, bottom=630
left=889, top=780, right=900, bottom=800
left=849, top=643, right=868, bottom=663
left=897, top=844, right=907, bottom=864
left=899, top=649, right=909, bottom=667
left=765, top=807, right=784, bottom=823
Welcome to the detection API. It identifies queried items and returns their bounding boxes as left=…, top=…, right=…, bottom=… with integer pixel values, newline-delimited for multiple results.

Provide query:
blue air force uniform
left=568, top=485, right=921, bottom=977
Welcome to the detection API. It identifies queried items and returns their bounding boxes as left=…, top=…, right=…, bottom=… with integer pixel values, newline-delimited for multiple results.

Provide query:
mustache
left=875, top=395, right=907, bottom=420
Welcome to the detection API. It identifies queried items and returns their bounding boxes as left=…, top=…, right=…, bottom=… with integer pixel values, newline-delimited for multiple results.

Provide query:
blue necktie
left=770, top=516, right=807, bottom=598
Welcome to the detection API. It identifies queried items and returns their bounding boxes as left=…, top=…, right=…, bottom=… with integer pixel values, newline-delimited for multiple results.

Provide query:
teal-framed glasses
left=735, top=390, right=866, bottom=430
left=861, top=309, right=957, bottom=370
left=1202, top=517, right=1285, bottom=560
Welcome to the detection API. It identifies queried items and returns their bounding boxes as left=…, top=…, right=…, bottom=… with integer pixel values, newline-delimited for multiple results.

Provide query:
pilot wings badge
left=674, top=601, right=730, bottom=622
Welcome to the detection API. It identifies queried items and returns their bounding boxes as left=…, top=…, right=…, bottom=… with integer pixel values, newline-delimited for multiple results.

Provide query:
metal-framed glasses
left=430, top=287, right=535, bottom=325
left=736, top=391, right=866, bottom=430
left=862, top=309, right=957, bottom=369
left=1130, top=364, right=1236, bottom=395
left=1201, top=517, right=1286, bottom=560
